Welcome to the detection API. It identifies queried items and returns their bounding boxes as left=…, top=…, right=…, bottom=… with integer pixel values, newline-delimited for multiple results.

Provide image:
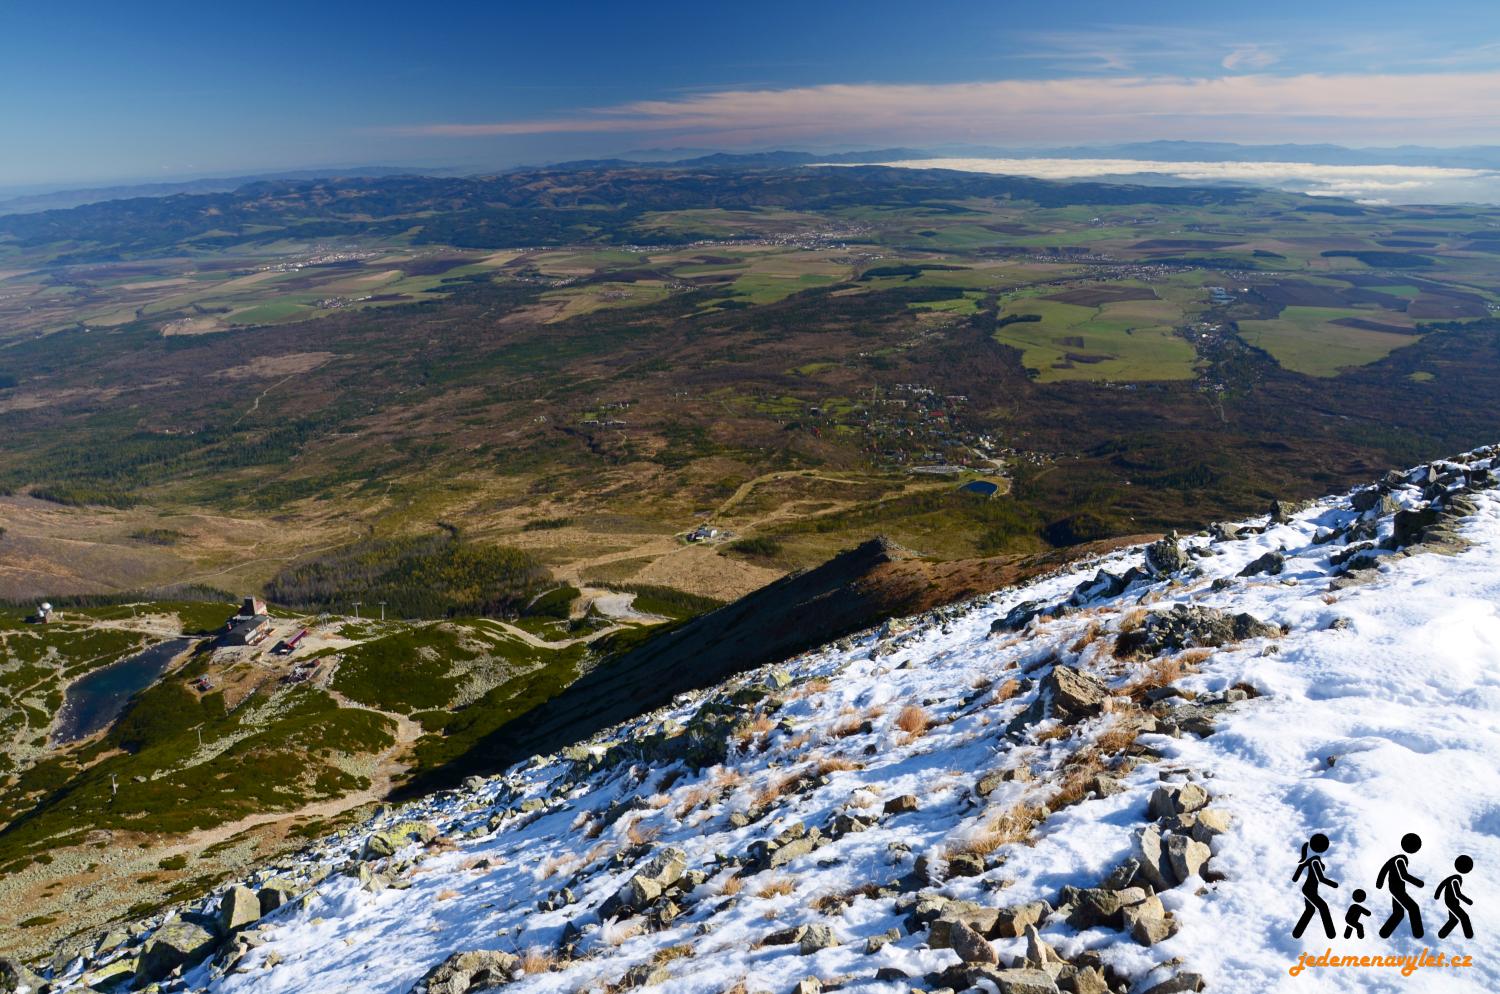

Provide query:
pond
left=52, top=638, right=192, bottom=744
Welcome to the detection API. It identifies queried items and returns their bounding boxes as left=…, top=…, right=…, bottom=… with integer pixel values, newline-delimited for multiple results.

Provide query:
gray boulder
left=1008, top=665, right=1109, bottom=734
left=0, top=958, right=46, bottom=994
left=1117, top=603, right=1279, bottom=656
left=1123, top=894, right=1173, bottom=945
left=219, top=885, right=262, bottom=933
left=949, top=919, right=997, bottom=965
left=1166, top=834, right=1212, bottom=883
left=798, top=924, right=838, bottom=955
left=1144, top=535, right=1189, bottom=576
left=1237, top=550, right=1285, bottom=577
left=993, top=901, right=1049, bottom=938
left=965, top=967, right=1060, bottom=994
left=409, top=950, right=519, bottom=994
left=1148, top=783, right=1209, bottom=820
left=135, top=921, right=218, bottom=984
left=257, top=879, right=301, bottom=915
left=364, top=820, right=438, bottom=859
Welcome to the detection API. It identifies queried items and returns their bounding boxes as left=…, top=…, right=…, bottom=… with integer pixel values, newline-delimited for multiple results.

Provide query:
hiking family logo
left=1287, top=831, right=1478, bottom=979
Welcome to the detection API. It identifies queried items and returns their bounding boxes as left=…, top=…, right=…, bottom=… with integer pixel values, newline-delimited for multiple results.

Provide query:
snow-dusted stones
left=1147, top=783, right=1208, bottom=820
left=134, top=919, right=218, bottom=985
left=407, top=949, right=518, bottom=994
left=1143, top=534, right=1189, bottom=577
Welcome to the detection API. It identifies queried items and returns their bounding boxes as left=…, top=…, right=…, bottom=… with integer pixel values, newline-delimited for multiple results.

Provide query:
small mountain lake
left=52, top=638, right=192, bottom=744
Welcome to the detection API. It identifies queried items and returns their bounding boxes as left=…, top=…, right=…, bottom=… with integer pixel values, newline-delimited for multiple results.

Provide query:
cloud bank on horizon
left=853, top=158, right=1500, bottom=204
left=392, top=70, right=1500, bottom=148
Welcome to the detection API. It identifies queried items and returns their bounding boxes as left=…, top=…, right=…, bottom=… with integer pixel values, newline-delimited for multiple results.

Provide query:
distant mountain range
left=0, top=166, right=446, bottom=216
left=9, top=142, right=1500, bottom=218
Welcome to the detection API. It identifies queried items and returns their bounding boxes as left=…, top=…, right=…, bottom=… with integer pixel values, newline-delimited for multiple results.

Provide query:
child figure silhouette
left=1436, top=855, right=1474, bottom=940
left=1293, top=833, right=1340, bottom=939
left=1344, top=889, right=1371, bottom=939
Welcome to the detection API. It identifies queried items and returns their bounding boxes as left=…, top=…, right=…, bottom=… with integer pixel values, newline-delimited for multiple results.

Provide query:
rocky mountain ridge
left=11, top=446, right=1500, bottom=994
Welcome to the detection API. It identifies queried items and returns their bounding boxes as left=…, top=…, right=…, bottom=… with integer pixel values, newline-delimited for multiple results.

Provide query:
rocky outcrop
left=408, top=950, right=519, bottom=994
left=1116, top=604, right=1280, bottom=656
left=135, top=920, right=217, bottom=985
left=1008, top=665, right=1109, bottom=733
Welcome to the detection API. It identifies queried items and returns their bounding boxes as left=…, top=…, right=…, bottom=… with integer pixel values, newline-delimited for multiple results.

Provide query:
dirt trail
left=154, top=695, right=421, bottom=858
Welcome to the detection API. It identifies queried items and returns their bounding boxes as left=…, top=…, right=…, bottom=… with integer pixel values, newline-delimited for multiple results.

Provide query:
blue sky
left=1, top=0, right=1497, bottom=187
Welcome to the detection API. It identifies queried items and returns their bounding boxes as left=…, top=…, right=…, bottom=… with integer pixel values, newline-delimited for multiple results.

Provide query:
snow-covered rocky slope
left=29, top=449, right=1500, bottom=994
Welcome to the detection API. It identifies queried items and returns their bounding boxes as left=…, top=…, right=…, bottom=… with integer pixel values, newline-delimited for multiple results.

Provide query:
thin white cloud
left=851, top=157, right=1499, bottom=203
left=387, top=72, right=1500, bottom=146
left=1222, top=45, right=1278, bottom=71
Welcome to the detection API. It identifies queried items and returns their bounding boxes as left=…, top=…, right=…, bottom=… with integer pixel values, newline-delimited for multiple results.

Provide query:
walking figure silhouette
left=1293, top=833, right=1340, bottom=939
left=1377, top=833, right=1426, bottom=939
left=1436, top=855, right=1474, bottom=940
left=1344, top=889, right=1371, bottom=939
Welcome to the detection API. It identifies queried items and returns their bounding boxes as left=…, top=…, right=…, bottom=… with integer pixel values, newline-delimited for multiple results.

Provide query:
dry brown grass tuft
left=736, top=713, right=777, bottom=746
left=520, top=947, right=556, bottom=973
left=1177, top=647, right=1213, bottom=667
left=1035, top=724, right=1071, bottom=743
left=1125, top=654, right=1186, bottom=700
left=1069, top=623, right=1103, bottom=653
left=816, top=755, right=863, bottom=776
left=756, top=877, right=795, bottom=898
left=1118, top=607, right=1148, bottom=633
left=829, top=716, right=864, bottom=739
left=753, top=771, right=803, bottom=810
left=674, top=784, right=713, bottom=819
left=719, top=873, right=744, bottom=896
left=625, top=818, right=661, bottom=847
left=1094, top=721, right=1141, bottom=756
left=894, top=704, right=932, bottom=737
left=978, top=801, right=1047, bottom=849
left=436, top=888, right=460, bottom=901
left=650, top=944, right=694, bottom=966
left=785, top=731, right=812, bottom=751
left=1047, top=756, right=1104, bottom=812
left=711, top=766, right=744, bottom=791
left=993, top=678, right=1021, bottom=702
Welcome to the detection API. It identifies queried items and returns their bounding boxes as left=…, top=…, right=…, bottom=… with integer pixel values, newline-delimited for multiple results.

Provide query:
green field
left=1236, top=306, right=1424, bottom=377
left=993, top=296, right=1199, bottom=382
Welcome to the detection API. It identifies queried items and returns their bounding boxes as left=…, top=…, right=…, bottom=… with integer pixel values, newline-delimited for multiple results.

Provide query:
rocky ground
left=9, top=447, right=1500, bottom=994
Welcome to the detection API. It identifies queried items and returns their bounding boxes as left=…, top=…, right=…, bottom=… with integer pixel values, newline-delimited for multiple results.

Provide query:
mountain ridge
left=16, top=445, right=1500, bottom=992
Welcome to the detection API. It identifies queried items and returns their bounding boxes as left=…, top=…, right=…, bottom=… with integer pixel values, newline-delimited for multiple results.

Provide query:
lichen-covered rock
left=364, top=820, right=438, bottom=858
left=135, top=921, right=218, bottom=985
left=408, top=949, right=519, bottom=994
left=798, top=924, right=838, bottom=954
left=1117, top=603, right=1280, bottom=656
left=1144, top=534, right=1189, bottom=576
left=219, top=885, right=261, bottom=933
left=1008, top=665, right=1108, bottom=733
left=0, top=957, right=47, bottom=994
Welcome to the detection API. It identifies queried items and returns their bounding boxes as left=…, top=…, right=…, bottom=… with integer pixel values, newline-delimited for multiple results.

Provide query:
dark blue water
left=53, top=638, right=191, bottom=743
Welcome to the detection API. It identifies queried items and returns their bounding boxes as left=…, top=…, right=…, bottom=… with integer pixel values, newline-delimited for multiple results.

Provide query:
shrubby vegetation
left=265, top=532, right=551, bottom=618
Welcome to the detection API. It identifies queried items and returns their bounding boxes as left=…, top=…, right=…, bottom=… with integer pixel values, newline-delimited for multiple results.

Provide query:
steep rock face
left=414, top=534, right=1146, bottom=787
